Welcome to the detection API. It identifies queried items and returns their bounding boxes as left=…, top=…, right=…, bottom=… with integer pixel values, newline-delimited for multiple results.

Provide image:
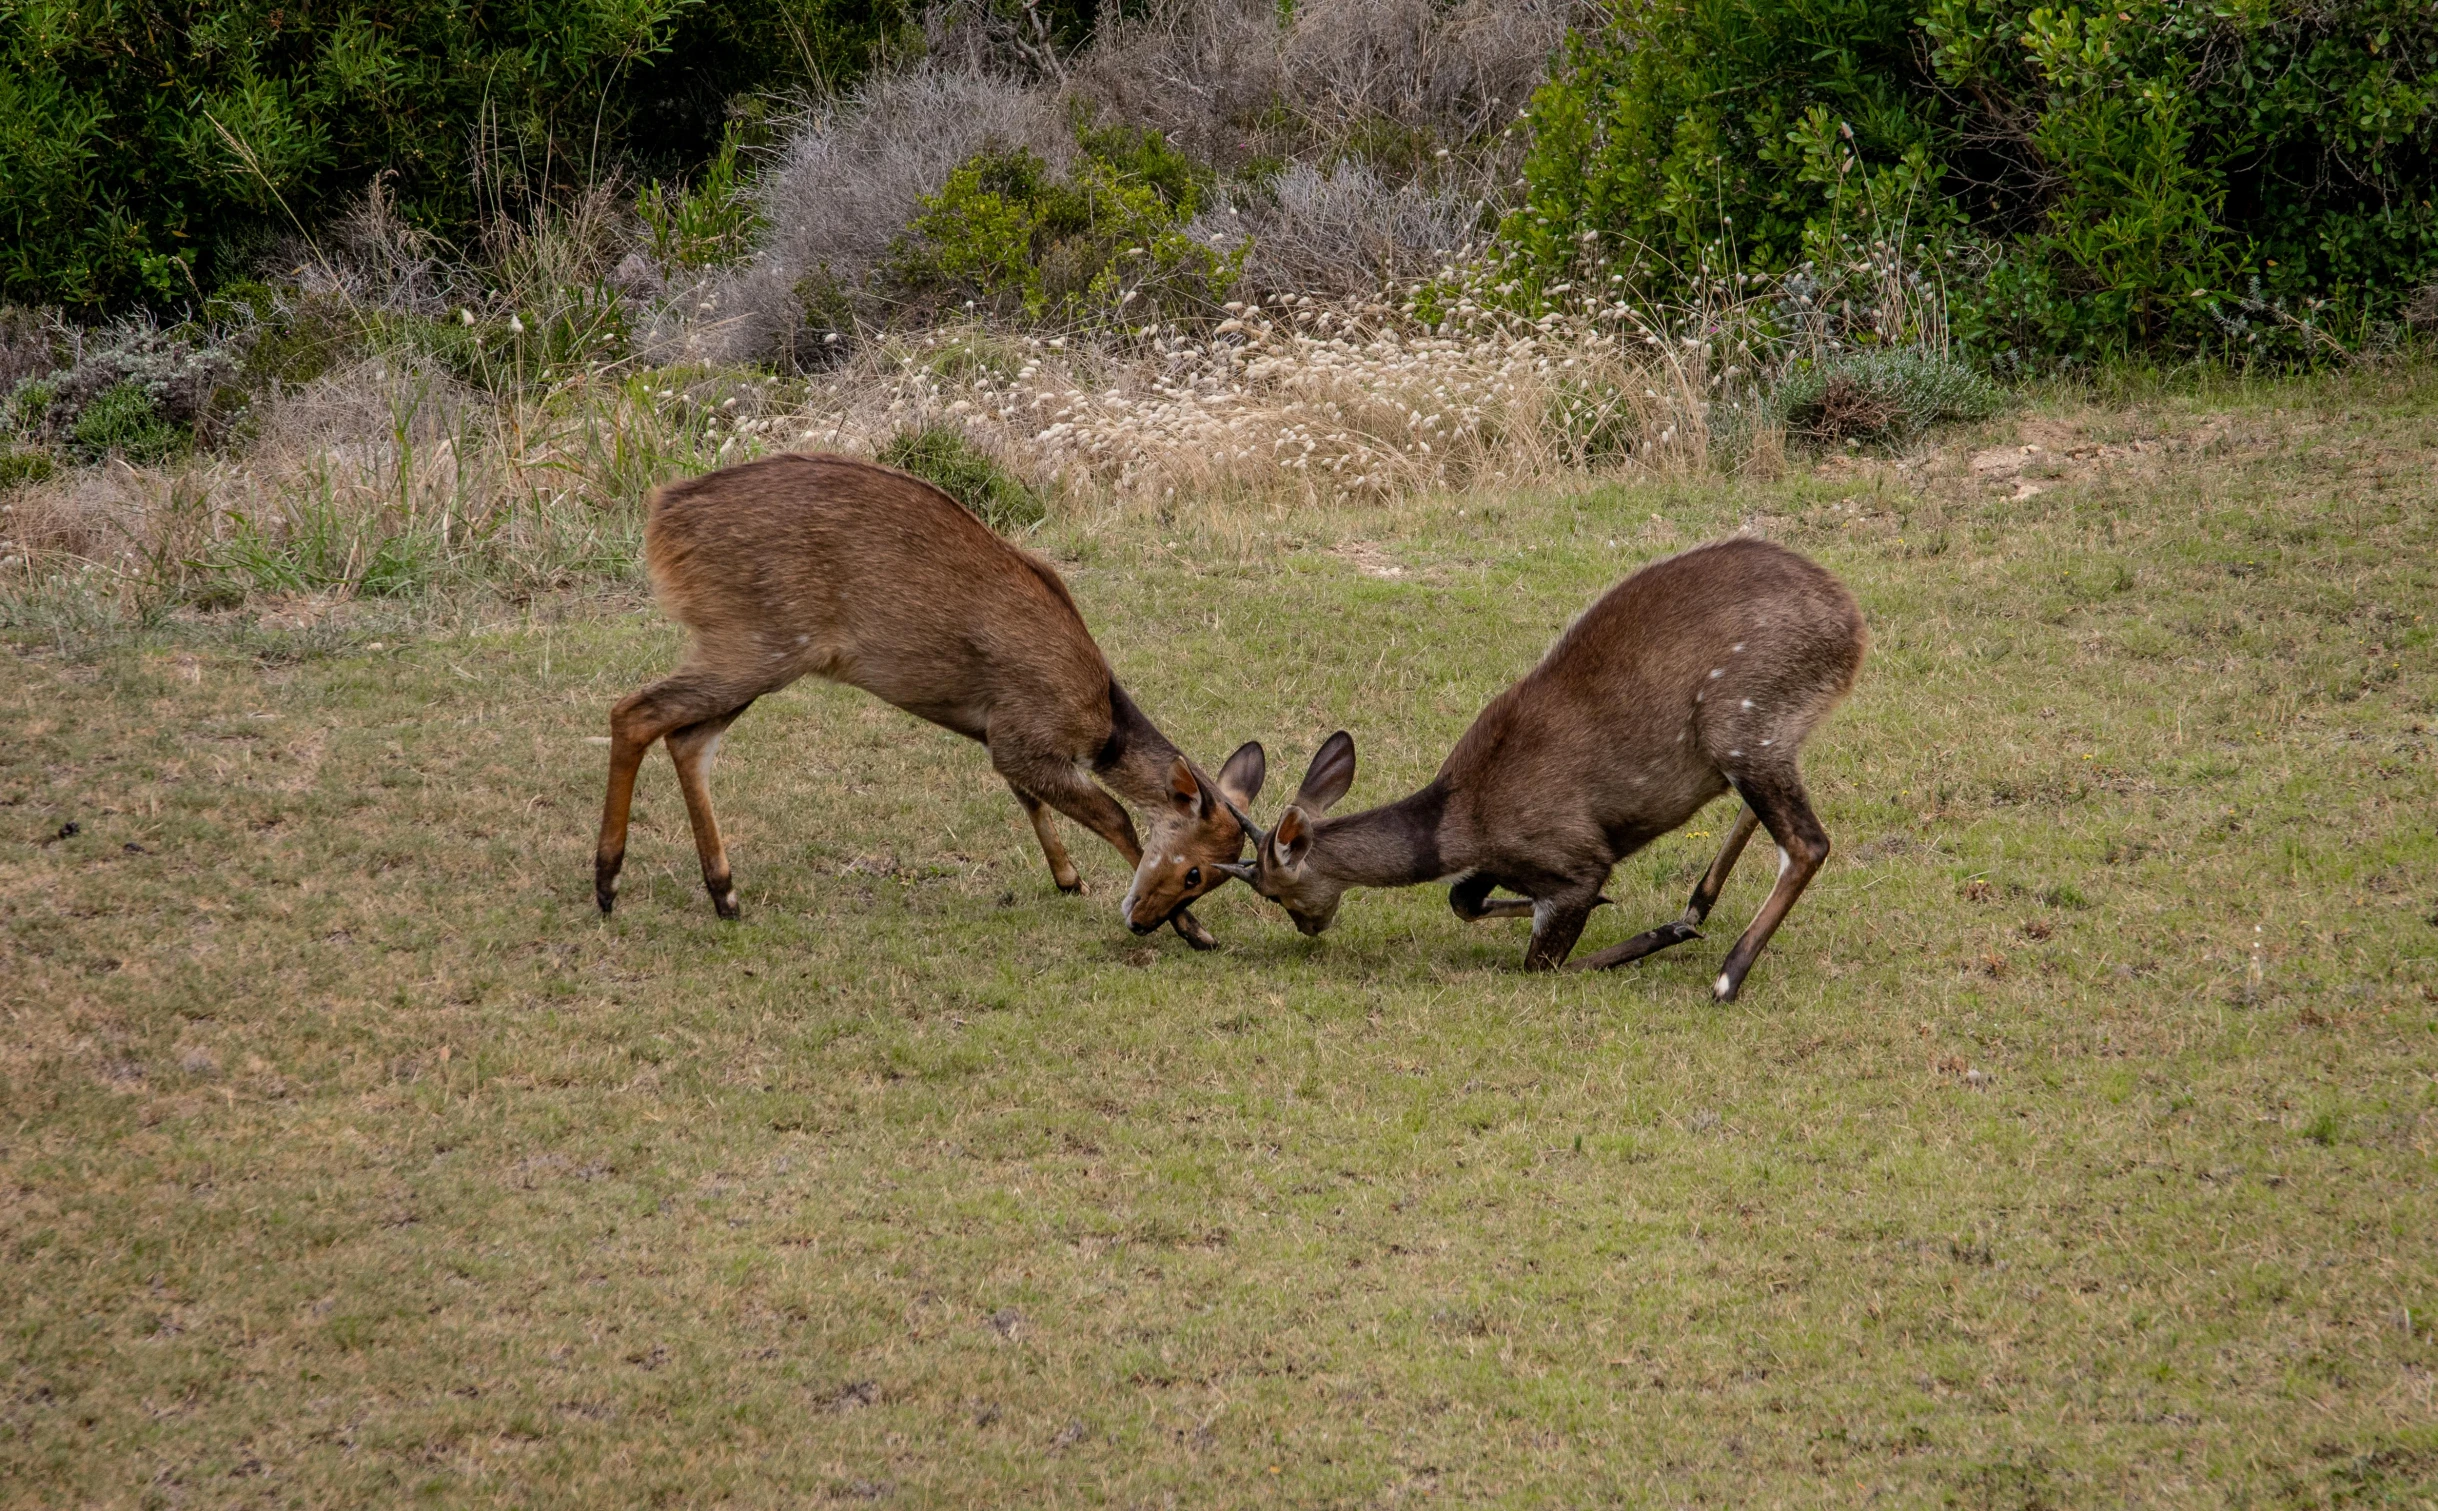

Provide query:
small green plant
left=1766, top=348, right=2003, bottom=447
left=638, top=130, right=766, bottom=271
left=876, top=426, right=1044, bottom=533
left=201, top=492, right=439, bottom=600
left=0, top=449, right=55, bottom=488
left=68, top=380, right=180, bottom=461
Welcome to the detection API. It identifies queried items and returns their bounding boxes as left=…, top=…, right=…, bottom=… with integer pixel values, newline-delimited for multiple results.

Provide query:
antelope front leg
left=1521, top=891, right=1600, bottom=971
left=1008, top=782, right=1083, bottom=893
left=1569, top=921, right=1703, bottom=971
left=1449, top=874, right=1536, bottom=921
left=1169, top=908, right=1219, bottom=950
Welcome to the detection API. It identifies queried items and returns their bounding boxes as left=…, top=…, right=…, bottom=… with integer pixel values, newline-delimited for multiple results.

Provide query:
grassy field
left=4, top=378, right=2436, bottom=1507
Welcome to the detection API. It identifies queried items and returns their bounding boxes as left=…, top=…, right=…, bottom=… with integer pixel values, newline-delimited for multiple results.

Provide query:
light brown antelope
left=1226, top=537, right=1864, bottom=1000
left=593, top=453, right=1266, bottom=946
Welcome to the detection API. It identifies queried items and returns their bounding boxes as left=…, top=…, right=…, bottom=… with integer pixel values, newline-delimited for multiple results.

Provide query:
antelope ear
left=1272, top=806, right=1314, bottom=869
left=1293, top=730, right=1357, bottom=813
left=1217, top=741, right=1266, bottom=809
left=1166, top=756, right=1208, bottom=815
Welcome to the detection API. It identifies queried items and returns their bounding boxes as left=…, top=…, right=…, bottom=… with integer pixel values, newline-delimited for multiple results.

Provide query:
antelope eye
left=1184, top=867, right=1202, bottom=889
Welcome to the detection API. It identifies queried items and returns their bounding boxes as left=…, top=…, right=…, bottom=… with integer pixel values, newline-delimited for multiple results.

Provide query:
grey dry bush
left=661, top=0, right=1579, bottom=366
left=1222, top=160, right=1489, bottom=301
left=6, top=315, right=242, bottom=463
left=1075, top=0, right=1581, bottom=169
left=647, top=73, right=1071, bottom=366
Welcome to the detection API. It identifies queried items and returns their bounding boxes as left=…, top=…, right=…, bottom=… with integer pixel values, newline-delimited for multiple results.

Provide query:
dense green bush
left=1509, top=0, right=2438, bottom=360
left=877, top=424, right=1044, bottom=532
left=890, top=116, right=1240, bottom=325
left=0, top=0, right=925, bottom=308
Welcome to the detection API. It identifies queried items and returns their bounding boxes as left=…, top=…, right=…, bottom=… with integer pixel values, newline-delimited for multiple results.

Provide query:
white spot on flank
left=796, top=633, right=810, bottom=644
left=1741, top=699, right=1754, bottom=709
left=1709, top=668, right=1724, bottom=678
left=1728, top=749, right=1742, bottom=758
left=1760, top=738, right=1773, bottom=746
left=1731, top=643, right=1745, bottom=653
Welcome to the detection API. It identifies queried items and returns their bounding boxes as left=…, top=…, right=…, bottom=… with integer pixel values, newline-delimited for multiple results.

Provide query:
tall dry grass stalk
left=1, top=265, right=1835, bottom=621
left=776, top=274, right=1773, bottom=511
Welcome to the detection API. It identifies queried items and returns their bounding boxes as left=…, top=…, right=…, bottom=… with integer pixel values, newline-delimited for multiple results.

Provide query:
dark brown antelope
left=593, top=453, right=1266, bottom=945
left=1227, top=537, right=1864, bottom=1001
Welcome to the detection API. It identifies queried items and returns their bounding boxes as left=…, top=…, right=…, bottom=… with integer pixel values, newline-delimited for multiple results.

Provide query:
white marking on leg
left=1715, top=972, right=1734, bottom=998
left=1777, top=845, right=1793, bottom=878
left=722, top=890, right=739, bottom=911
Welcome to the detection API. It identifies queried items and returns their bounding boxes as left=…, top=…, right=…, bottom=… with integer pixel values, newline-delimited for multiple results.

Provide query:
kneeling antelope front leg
left=1449, top=874, right=1535, bottom=922
left=1521, top=892, right=1603, bottom=971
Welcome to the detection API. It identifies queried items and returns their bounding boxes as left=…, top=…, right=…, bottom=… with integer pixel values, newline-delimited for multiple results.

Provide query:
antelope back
left=642, top=454, right=1106, bottom=722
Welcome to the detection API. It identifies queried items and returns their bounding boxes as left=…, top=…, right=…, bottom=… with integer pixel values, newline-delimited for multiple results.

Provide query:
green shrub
left=877, top=426, right=1044, bottom=533
left=1510, top=0, right=2438, bottom=361
left=892, top=117, right=1238, bottom=325
left=68, top=380, right=180, bottom=461
left=0, top=448, right=55, bottom=487
left=0, top=0, right=930, bottom=308
left=1767, top=348, right=2005, bottom=446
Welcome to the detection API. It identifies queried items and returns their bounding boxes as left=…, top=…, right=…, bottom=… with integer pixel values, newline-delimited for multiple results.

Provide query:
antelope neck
left=1092, top=680, right=1189, bottom=807
left=1313, top=782, right=1453, bottom=889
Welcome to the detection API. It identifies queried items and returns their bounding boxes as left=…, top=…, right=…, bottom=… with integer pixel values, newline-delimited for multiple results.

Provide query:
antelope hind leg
left=1710, top=771, right=1829, bottom=1003
left=666, top=703, right=756, bottom=920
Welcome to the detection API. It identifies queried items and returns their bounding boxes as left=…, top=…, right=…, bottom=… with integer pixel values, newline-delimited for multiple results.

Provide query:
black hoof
left=708, top=877, right=741, bottom=920
left=595, top=858, right=622, bottom=915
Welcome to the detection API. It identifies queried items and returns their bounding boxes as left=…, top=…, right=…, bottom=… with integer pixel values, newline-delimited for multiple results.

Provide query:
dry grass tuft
left=771, top=280, right=1751, bottom=510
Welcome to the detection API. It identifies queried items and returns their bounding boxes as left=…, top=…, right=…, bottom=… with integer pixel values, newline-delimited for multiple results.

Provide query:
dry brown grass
left=5, top=269, right=1793, bottom=620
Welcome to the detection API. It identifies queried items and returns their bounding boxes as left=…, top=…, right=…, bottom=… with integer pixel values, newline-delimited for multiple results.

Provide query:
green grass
left=3, top=387, right=2436, bottom=1507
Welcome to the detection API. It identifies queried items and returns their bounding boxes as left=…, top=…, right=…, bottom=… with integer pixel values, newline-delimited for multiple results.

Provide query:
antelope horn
left=1213, top=789, right=1267, bottom=851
